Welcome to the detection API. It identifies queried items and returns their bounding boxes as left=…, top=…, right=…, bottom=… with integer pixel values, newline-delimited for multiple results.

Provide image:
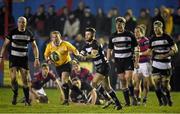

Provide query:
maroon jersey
left=138, top=37, right=150, bottom=63
left=71, top=67, right=93, bottom=84
left=31, top=71, right=56, bottom=89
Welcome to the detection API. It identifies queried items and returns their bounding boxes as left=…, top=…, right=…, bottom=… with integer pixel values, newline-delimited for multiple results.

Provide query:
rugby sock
left=97, top=86, right=111, bottom=101
left=11, top=81, right=18, bottom=97
left=123, top=88, right=130, bottom=105
left=128, top=85, right=135, bottom=97
left=134, top=89, right=139, bottom=98
left=155, top=88, right=164, bottom=105
left=164, top=89, right=172, bottom=105
left=23, top=87, right=29, bottom=103
left=108, top=90, right=121, bottom=106
left=62, top=83, right=69, bottom=101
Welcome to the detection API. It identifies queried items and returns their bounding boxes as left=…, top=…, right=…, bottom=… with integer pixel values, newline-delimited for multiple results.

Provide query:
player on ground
left=30, top=63, right=62, bottom=103
left=133, top=25, right=151, bottom=106
left=79, top=28, right=122, bottom=110
left=0, top=16, right=40, bottom=106
left=140, top=21, right=178, bottom=106
left=44, top=31, right=85, bottom=105
left=107, top=17, right=139, bottom=106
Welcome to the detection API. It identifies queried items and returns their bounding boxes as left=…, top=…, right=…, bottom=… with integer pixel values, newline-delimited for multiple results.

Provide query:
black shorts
left=114, top=57, right=134, bottom=74
left=152, top=67, right=172, bottom=76
left=81, top=82, right=93, bottom=93
left=55, top=62, right=72, bottom=78
left=95, top=63, right=109, bottom=76
left=9, top=56, right=29, bottom=70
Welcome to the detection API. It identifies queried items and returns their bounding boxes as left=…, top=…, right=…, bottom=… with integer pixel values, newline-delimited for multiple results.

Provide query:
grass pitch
left=0, top=87, right=180, bottom=113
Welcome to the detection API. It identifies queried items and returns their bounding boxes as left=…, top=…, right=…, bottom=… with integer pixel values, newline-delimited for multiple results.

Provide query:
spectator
left=73, top=1, right=85, bottom=23
left=162, top=8, right=173, bottom=35
left=104, top=9, right=113, bottom=36
left=23, top=6, right=33, bottom=26
left=80, top=7, right=96, bottom=34
left=173, top=7, right=180, bottom=36
left=137, top=8, right=152, bottom=37
left=0, top=6, right=5, bottom=36
left=95, top=8, right=107, bottom=37
left=55, top=6, right=69, bottom=35
left=34, top=4, right=47, bottom=36
left=151, top=7, right=165, bottom=36
left=45, top=5, right=57, bottom=36
left=111, top=8, right=119, bottom=33
left=124, top=12, right=137, bottom=33
left=63, top=13, right=80, bottom=39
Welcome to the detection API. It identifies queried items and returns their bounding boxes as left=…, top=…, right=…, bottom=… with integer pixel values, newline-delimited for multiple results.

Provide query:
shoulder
left=26, top=29, right=34, bottom=36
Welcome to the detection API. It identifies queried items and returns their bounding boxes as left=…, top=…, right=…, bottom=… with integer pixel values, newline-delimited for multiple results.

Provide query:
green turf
left=0, top=87, right=180, bottom=113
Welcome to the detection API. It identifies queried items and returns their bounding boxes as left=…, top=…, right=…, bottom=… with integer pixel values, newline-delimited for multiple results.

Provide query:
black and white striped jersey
left=108, top=31, right=138, bottom=59
left=149, top=33, right=175, bottom=69
left=80, top=40, right=107, bottom=67
left=6, top=28, right=34, bottom=58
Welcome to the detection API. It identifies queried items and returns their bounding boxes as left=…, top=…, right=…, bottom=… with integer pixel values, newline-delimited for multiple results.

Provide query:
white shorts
left=134, top=62, right=151, bottom=77
left=35, top=88, right=47, bottom=96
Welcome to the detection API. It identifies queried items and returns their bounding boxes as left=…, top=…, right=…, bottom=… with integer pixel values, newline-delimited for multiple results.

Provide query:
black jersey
left=6, top=28, right=34, bottom=59
left=149, top=33, right=175, bottom=69
left=108, top=31, right=138, bottom=58
left=80, top=40, right=107, bottom=67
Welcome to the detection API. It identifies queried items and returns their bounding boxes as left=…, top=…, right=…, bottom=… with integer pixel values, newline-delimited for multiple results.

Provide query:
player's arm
left=161, top=43, right=178, bottom=58
left=44, top=44, right=52, bottom=62
left=134, top=46, right=140, bottom=68
left=139, top=49, right=152, bottom=56
left=107, top=36, right=114, bottom=62
left=66, top=42, right=80, bottom=56
left=31, top=41, right=39, bottom=60
left=31, top=40, right=40, bottom=67
left=0, top=38, right=10, bottom=60
left=107, top=49, right=113, bottom=62
left=85, top=49, right=98, bottom=59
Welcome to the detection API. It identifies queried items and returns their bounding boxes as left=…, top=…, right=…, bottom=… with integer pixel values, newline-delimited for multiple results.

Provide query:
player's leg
left=141, top=63, right=151, bottom=106
left=61, top=71, right=71, bottom=105
left=20, top=68, right=31, bottom=105
left=162, top=74, right=172, bottom=106
left=152, top=67, right=167, bottom=106
left=102, top=76, right=122, bottom=110
left=142, top=77, right=150, bottom=106
left=134, top=71, right=142, bottom=105
left=118, top=73, right=130, bottom=106
left=10, top=67, right=18, bottom=105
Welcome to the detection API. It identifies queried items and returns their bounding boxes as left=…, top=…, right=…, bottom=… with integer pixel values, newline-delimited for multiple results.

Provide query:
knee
left=91, top=81, right=98, bottom=89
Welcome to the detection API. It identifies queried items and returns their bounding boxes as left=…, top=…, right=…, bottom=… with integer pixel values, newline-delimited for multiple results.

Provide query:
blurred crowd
left=0, top=1, right=180, bottom=60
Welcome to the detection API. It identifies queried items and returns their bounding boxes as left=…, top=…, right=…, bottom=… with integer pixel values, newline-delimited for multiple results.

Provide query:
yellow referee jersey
left=44, top=41, right=78, bottom=66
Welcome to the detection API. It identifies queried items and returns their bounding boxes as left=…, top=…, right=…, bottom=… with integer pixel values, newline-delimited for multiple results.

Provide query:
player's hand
left=134, top=62, right=139, bottom=69
left=34, top=59, right=40, bottom=67
left=47, top=59, right=54, bottom=64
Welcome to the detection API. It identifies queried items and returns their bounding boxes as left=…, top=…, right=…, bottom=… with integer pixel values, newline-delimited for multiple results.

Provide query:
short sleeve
left=167, top=36, right=174, bottom=47
left=108, top=36, right=114, bottom=49
left=29, top=30, right=35, bottom=42
left=6, top=31, right=13, bottom=41
left=149, top=37, right=153, bottom=49
left=130, top=32, right=138, bottom=47
left=92, top=40, right=99, bottom=50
